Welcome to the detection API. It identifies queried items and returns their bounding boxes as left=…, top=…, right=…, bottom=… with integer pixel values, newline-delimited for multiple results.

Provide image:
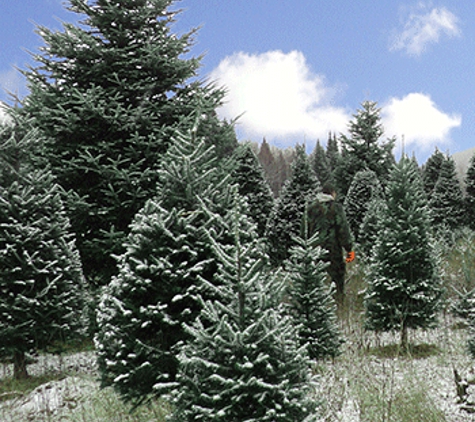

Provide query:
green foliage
left=266, top=144, right=320, bottom=265
left=311, top=139, right=334, bottom=187
left=171, top=193, right=317, bottom=421
left=343, top=169, right=382, bottom=243
left=286, top=229, right=342, bottom=360
left=335, top=101, right=395, bottom=199
left=0, top=123, right=85, bottom=378
left=365, top=156, right=443, bottom=347
left=95, top=125, right=233, bottom=405
left=464, top=152, right=475, bottom=231
left=422, top=147, right=445, bottom=197
left=230, top=142, right=274, bottom=237
left=21, top=0, right=235, bottom=283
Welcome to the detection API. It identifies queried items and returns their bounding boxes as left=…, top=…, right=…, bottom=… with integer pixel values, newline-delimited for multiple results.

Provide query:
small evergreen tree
left=266, top=145, right=320, bottom=265
left=95, top=123, right=234, bottom=405
left=344, top=169, right=382, bottom=243
left=21, top=0, right=235, bottom=283
left=429, top=155, right=465, bottom=232
left=464, top=153, right=475, bottom=231
left=422, top=147, right=445, bottom=197
left=286, top=227, right=342, bottom=360
left=335, top=101, right=395, bottom=199
left=365, top=156, right=443, bottom=349
left=171, top=193, right=317, bottom=421
left=230, top=142, right=274, bottom=238
left=0, top=123, right=85, bottom=379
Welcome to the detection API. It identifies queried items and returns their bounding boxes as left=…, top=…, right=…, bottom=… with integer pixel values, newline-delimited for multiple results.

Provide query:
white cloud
left=208, top=50, right=350, bottom=145
left=0, top=67, right=25, bottom=100
left=390, top=6, right=460, bottom=56
left=382, top=93, right=461, bottom=151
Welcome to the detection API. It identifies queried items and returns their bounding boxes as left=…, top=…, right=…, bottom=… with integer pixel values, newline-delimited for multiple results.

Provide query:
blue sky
left=1, top=0, right=474, bottom=164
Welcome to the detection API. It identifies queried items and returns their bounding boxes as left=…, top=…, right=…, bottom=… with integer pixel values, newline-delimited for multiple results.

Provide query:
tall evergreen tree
left=464, top=153, right=475, bottom=231
left=365, top=156, right=443, bottom=348
left=20, top=0, right=236, bottom=283
left=311, top=139, right=333, bottom=187
left=266, top=145, right=320, bottom=266
left=171, top=193, right=317, bottom=421
left=230, top=142, right=274, bottom=238
left=0, top=122, right=85, bottom=379
left=344, top=169, right=382, bottom=243
left=286, top=227, right=342, bottom=360
left=335, top=101, right=395, bottom=199
left=326, top=132, right=340, bottom=173
left=95, top=123, right=235, bottom=405
left=422, top=147, right=445, bottom=197
left=429, top=155, right=465, bottom=232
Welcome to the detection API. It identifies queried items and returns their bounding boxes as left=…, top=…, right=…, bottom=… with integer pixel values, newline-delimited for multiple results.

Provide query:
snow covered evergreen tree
left=171, top=192, right=317, bottom=421
left=266, top=145, right=320, bottom=266
left=343, top=169, right=382, bottom=243
left=358, top=196, right=387, bottom=261
left=465, top=153, right=475, bottom=231
left=335, top=101, right=395, bottom=199
left=429, top=155, right=465, bottom=233
left=365, top=156, right=443, bottom=349
left=286, top=225, right=342, bottom=360
left=20, top=0, right=236, bottom=283
left=230, top=142, right=274, bottom=238
left=0, top=122, right=85, bottom=379
left=95, top=121, right=235, bottom=405
left=422, top=147, right=445, bottom=197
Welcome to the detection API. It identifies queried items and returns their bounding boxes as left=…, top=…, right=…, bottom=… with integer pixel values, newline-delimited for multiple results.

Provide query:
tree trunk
left=13, top=350, right=29, bottom=380
left=400, top=323, right=408, bottom=352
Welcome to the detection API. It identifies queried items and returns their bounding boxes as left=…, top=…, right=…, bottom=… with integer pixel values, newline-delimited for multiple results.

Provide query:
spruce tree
left=358, top=196, right=387, bottom=261
left=429, top=155, right=465, bottom=232
left=266, top=144, right=320, bottom=266
left=326, top=132, right=340, bottom=173
left=335, top=101, right=395, bottom=199
left=465, top=153, right=475, bottom=231
left=422, top=147, right=445, bottom=197
left=0, top=122, right=85, bottom=379
left=230, top=142, right=274, bottom=238
left=21, top=0, right=235, bottom=283
left=311, top=139, right=333, bottom=187
left=286, top=227, right=342, bottom=360
left=95, top=123, right=234, bottom=405
left=344, top=169, right=382, bottom=243
left=171, top=193, right=317, bottom=421
left=365, top=156, right=443, bottom=349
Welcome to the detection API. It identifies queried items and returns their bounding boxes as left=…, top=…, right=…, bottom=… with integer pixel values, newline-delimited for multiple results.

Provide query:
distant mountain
left=452, top=147, right=475, bottom=187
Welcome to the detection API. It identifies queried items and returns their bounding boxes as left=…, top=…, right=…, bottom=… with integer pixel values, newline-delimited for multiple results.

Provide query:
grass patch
left=0, top=373, right=64, bottom=402
left=368, top=343, right=441, bottom=359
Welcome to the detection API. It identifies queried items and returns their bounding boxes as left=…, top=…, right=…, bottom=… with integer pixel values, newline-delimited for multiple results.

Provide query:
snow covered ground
left=1, top=318, right=475, bottom=421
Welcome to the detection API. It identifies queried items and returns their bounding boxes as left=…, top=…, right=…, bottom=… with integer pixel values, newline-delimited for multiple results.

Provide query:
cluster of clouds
left=210, top=4, right=462, bottom=156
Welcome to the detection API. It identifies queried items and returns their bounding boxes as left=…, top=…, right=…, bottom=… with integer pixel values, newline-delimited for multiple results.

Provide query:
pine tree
left=311, top=139, right=333, bottom=187
left=95, top=123, right=235, bottom=404
left=422, top=147, right=445, bottom=197
left=171, top=193, right=317, bottom=421
left=335, top=101, right=395, bottom=199
left=0, top=122, right=85, bottom=379
left=344, top=169, right=382, bottom=243
left=326, top=132, right=340, bottom=173
left=365, top=156, right=443, bottom=349
left=465, top=153, right=475, bottom=231
left=20, top=0, right=235, bottom=283
left=358, top=196, right=387, bottom=261
left=429, top=155, right=465, bottom=232
left=230, top=142, right=274, bottom=238
left=266, top=145, right=320, bottom=266
left=286, top=227, right=342, bottom=360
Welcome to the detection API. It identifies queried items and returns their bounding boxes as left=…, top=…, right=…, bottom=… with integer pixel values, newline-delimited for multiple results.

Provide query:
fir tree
left=465, top=153, right=475, bottom=231
left=429, top=155, right=465, bottom=232
left=266, top=145, right=320, bottom=266
left=171, top=193, right=317, bottom=421
left=326, top=132, right=340, bottom=173
left=0, top=122, right=85, bottom=379
left=422, top=147, right=445, bottom=197
left=358, top=196, right=387, bottom=261
left=344, top=169, right=382, bottom=243
left=285, top=227, right=342, bottom=360
left=230, top=142, right=274, bottom=238
left=311, top=139, right=333, bottom=187
left=335, top=101, right=395, bottom=199
left=20, top=0, right=235, bottom=283
left=365, top=156, right=443, bottom=349
left=95, top=123, right=234, bottom=405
